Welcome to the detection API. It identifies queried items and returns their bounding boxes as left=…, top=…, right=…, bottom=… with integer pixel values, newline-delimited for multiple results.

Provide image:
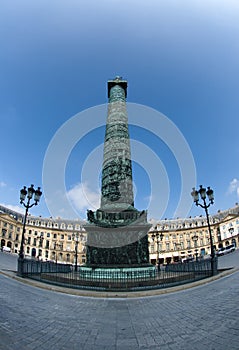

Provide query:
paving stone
left=0, top=251, right=239, bottom=349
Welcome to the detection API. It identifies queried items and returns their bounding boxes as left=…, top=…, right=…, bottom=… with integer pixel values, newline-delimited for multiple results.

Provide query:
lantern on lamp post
left=191, top=185, right=216, bottom=275
left=18, top=184, right=42, bottom=276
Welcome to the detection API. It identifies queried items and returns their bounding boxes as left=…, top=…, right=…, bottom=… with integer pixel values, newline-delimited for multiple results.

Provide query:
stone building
left=0, top=205, right=86, bottom=265
left=1, top=203, right=239, bottom=266
left=148, top=204, right=239, bottom=264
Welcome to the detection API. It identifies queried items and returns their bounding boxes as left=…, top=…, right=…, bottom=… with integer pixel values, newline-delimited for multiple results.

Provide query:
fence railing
left=17, top=257, right=217, bottom=292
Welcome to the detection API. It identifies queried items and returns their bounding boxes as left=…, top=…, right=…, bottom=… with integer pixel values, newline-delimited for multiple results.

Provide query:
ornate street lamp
left=72, top=232, right=80, bottom=272
left=152, top=232, right=164, bottom=271
left=18, top=184, right=42, bottom=276
left=191, top=185, right=216, bottom=275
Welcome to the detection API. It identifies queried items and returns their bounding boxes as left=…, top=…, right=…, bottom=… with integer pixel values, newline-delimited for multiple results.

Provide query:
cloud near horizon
left=0, top=203, right=25, bottom=214
left=67, top=182, right=100, bottom=214
left=227, top=178, right=239, bottom=197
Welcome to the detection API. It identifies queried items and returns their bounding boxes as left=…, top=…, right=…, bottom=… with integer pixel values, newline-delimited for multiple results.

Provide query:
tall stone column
left=101, top=78, right=134, bottom=211
left=85, top=77, right=151, bottom=267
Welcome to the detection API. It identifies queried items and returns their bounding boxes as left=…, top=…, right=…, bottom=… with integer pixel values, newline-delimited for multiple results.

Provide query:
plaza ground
left=0, top=251, right=239, bottom=349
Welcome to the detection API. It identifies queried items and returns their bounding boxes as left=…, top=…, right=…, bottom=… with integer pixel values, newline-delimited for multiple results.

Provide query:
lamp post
left=191, top=185, right=216, bottom=275
left=18, top=184, right=42, bottom=276
left=152, top=232, right=164, bottom=271
left=72, top=232, right=80, bottom=272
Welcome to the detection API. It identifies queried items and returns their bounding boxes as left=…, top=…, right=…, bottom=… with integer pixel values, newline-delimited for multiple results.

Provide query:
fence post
left=17, top=257, right=24, bottom=277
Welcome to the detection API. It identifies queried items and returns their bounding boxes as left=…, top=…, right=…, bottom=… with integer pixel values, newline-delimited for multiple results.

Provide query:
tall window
left=2, top=229, right=7, bottom=237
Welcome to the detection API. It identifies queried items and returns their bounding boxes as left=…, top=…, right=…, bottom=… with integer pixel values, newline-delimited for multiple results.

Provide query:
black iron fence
left=17, top=257, right=217, bottom=292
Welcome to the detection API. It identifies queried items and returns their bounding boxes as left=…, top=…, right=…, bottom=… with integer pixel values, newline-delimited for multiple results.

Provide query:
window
left=45, top=240, right=49, bottom=249
left=2, top=229, right=7, bottom=237
left=53, top=233, right=57, bottom=239
left=61, top=234, right=64, bottom=240
left=27, top=237, right=31, bottom=245
left=47, top=233, right=50, bottom=238
left=45, top=250, right=49, bottom=258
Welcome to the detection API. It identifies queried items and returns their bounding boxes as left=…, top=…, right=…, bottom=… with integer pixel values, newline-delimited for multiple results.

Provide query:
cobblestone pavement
left=0, top=251, right=239, bottom=349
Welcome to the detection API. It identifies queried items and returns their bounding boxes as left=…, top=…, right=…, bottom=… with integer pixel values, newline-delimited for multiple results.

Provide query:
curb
left=1, top=267, right=238, bottom=298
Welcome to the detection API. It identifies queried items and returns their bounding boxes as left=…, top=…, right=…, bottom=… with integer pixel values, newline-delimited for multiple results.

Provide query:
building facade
left=0, top=205, right=86, bottom=265
left=0, top=204, right=239, bottom=266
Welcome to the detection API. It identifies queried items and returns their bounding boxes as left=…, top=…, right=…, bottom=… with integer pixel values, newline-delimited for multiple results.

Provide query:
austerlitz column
left=85, top=77, right=151, bottom=267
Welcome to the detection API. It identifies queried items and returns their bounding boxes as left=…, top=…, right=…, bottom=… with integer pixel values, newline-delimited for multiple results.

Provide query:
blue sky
left=0, top=0, right=239, bottom=221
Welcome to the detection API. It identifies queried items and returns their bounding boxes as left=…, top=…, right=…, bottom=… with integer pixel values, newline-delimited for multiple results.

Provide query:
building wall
left=0, top=209, right=86, bottom=265
left=1, top=204, right=239, bottom=265
left=148, top=205, right=239, bottom=264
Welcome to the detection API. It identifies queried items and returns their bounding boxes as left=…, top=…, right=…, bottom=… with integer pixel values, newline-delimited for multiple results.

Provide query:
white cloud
left=227, top=178, right=239, bottom=197
left=67, top=182, right=100, bottom=213
left=0, top=203, right=25, bottom=214
left=0, top=181, right=6, bottom=188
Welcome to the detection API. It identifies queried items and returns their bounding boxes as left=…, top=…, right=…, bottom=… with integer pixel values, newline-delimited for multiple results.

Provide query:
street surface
left=0, top=251, right=239, bottom=349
